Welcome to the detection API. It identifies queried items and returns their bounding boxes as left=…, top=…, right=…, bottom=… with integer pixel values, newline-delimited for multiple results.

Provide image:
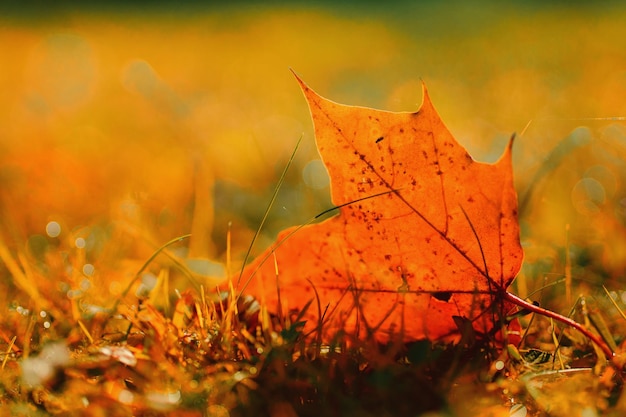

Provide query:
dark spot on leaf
left=376, top=136, right=384, bottom=143
left=433, top=292, right=452, bottom=302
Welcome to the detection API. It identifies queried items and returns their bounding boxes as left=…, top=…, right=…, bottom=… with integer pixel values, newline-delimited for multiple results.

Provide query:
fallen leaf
left=238, top=75, right=523, bottom=342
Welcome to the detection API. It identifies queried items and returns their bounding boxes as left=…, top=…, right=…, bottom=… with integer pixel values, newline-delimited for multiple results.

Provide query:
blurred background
left=1, top=1, right=626, bottom=306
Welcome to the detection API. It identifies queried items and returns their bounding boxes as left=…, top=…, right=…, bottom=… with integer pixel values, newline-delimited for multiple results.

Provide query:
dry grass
left=1, top=223, right=625, bottom=417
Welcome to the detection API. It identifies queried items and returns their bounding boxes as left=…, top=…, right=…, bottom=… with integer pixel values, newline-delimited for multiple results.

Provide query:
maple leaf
left=238, top=75, right=523, bottom=342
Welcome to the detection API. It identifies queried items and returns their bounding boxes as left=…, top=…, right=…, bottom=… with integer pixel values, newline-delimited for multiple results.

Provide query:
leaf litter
left=1, top=75, right=626, bottom=416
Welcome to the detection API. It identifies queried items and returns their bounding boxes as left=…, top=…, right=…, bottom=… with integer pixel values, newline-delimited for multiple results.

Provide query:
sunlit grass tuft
left=2, top=217, right=626, bottom=416
left=0, top=223, right=501, bottom=415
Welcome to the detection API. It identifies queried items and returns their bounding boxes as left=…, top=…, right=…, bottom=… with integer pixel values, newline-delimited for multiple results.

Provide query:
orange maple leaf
left=238, top=75, right=523, bottom=343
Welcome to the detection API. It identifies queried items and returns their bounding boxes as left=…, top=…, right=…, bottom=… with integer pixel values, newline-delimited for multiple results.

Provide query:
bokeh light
left=302, top=159, right=330, bottom=190
left=45, top=221, right=61, bottom=238
left=75, top=237, right=86, bottom=248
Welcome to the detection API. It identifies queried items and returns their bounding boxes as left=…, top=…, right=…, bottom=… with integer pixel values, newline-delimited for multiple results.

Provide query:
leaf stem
left=504, top=291, right=615, bottom=361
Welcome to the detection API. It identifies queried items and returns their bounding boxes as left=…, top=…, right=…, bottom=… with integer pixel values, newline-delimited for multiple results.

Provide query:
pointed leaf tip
left=420, top=79, right=429, bottom=102
left=291, top=69, right=309, bottom=93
